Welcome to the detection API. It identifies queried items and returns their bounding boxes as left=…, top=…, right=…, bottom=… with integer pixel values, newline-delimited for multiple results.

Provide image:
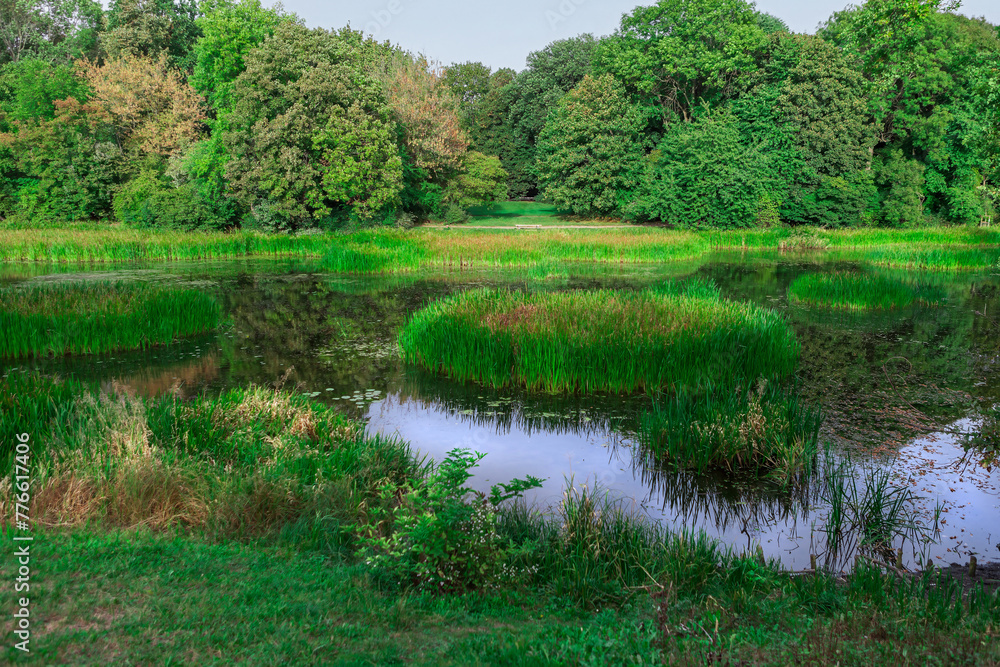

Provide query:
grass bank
left=0, top=281, right=222, bottom=358
left=1, top=373, right=997, bottom=664
left=707, top=226, right=1000, bottom=250
left=0, top=227, right=708, bottom=269
left=398, top=288, right=798, bottom=393
left=0, top=373, right=417, bottom=548
left=8, top=225, right=1000, bottom=273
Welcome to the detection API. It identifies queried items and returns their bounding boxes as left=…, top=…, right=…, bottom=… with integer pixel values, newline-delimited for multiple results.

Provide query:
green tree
left=594, top=0, right=769, bottom=125
left=0, top=58, right=88, bottom=122
left=440, top=61, right=492, bottom=118
left=820, top=4, right=999, bottom=225
left=465, top=36, right=597, bottom=198
left=9, top=97, right=120, bottom=221
left=536, top=74, right=644, bottom=216
left=102, top=0, right=201, bottom=72
left=190, top=0, right=294, bottom=114
left=223, top=22, right=402, bottom=230
left=626, top=106, right=775, bottom=228
left=0, top=0, right=102, bottom=65
left=444, top=151, right=507, bottom=209
left=755, top=34, right=877, bottom=226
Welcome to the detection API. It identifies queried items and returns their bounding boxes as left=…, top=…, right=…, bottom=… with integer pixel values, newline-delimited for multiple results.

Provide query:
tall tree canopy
left=223, top=23, right=403, bottom=229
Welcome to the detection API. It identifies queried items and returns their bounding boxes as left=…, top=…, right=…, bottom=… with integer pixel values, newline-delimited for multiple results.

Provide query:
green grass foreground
left=1, top=374, right=997, bottom=664
left=398, top=288, right=798, bottom=393
left=0, top=281, right=223, bottom=358
left=787, top=272, right=937, bottom=311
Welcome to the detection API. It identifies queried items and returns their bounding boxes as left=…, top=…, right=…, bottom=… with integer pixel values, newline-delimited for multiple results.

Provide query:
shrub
left=114, top=172, right=228, bottom=231
left=357, top=448, right=543, bottom=592
left=444, top=203, right=471, bottom=225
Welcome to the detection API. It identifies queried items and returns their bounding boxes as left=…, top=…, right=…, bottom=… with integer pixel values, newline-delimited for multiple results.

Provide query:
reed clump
left=637, top=380, right=823, bottom=483
left=863, top=245, right=1000, bottom=271
left=399, top=288, right=798, bottom=393
left=787, top=272, right=937, bottom=311
left=649, top=276, right=722, bottom=300
left=0, top=373, right=419, bottom=548
left=0, top=281, right=223, bottom=358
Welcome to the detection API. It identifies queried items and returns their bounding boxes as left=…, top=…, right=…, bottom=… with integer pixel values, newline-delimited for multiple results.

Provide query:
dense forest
left=0, top=0, right=997, bottom=231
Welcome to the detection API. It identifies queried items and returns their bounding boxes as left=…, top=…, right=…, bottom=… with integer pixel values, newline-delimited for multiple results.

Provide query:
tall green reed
left=788, top=271, right=934, bottom=311
left=399, top=288, right=798, bottom=394
left=637, top=380, right=823, bottom=483
left=0, top=281, right=222, bottom=358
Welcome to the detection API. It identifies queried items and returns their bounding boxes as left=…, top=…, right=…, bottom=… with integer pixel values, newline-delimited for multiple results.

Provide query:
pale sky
left=279, top=0, right=1000, bottom=71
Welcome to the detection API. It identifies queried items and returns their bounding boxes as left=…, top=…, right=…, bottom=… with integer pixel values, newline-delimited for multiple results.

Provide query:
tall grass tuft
left=498, top=482, right=723, bottom=608
left=863, top=245, right=1000, bottom=271
left=637, top=380, right=823, bottom=483
left=787, top=271, right=936, bottom=311
left=649, top=276, right=721, bottom=300
left=0, top=281, right=222, bottom=358
left=0, top=373, right=420, bottom=552
left=398, top=288, right=798, bottom=393
left=816, top=454, right=928, bottom=571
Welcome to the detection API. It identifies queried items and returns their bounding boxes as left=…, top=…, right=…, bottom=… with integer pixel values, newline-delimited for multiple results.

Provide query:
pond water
left=3, top=252, right=999, bottom=571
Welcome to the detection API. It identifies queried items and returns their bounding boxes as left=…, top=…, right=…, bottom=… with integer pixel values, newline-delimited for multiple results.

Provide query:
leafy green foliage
left=626, top=107, right=773, bottom=228
left=103, top=0, right=202, bottom=72
left=190, top=0, right=293, bottom=114
left=8, top=98, right=120, bottom=221
left=440, top=60, right=492, bottom=117
left=465, top=36, right=596, bottom=198
left=0, top=58, right=88, bottom=122
left=358, top=448, right=543, bottom=593
left=223, top=23, right=403, bottom=230
left=444, top=150, right=507, bottom=210
left=112, top=170, right=227, bottom=230
left=594, top=0, right=769, bottom=124
left=0, top=0, right=102, bottom=65
left=536, top=74, right=644, bottom=216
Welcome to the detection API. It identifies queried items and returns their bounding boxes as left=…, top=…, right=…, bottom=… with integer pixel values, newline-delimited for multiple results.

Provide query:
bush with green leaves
left=357, top=448, right=543, bottom=593
left=443, top=203, right=470, bottom=225
left=113, top=171, right=228, bottom=231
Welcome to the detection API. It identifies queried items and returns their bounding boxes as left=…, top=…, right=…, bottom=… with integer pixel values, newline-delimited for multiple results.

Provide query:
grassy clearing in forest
left=0, top=281, right=222, bottom=358
left=461, top=200, right=616, bottom=226
left=638, top=381, right=823, bottom=483
left=787, top=271, right=939, bottom=311
left=398, top=288, right=798, bottom=393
